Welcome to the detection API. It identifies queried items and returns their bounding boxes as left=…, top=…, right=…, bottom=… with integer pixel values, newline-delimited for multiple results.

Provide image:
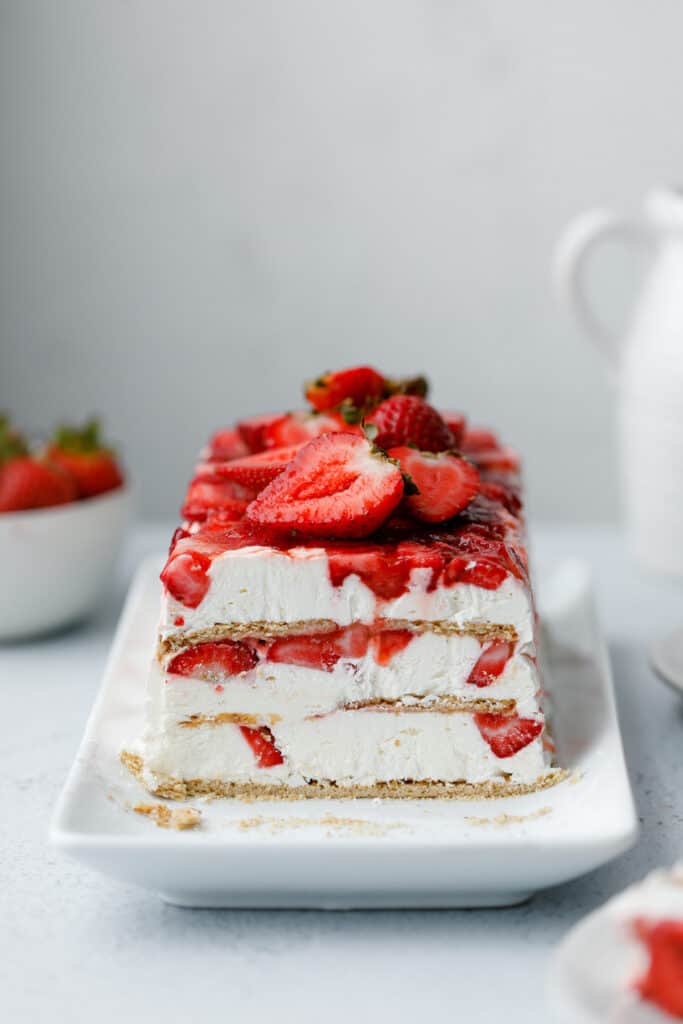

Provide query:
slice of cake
left=125, top=366, right=565, bottom=799
left=552, top=863, right=683, bottom=1021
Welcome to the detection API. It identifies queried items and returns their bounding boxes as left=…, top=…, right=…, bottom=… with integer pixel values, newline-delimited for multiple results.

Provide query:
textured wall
left=1, top=0, right=680, bottom=519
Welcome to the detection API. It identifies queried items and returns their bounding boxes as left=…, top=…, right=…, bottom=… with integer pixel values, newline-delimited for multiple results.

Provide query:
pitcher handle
left=554, top=209, right=653, bottom=363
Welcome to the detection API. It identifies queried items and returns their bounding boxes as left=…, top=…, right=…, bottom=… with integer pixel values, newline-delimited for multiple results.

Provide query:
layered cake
left=553, top=864, right=683, bottom=1021
left=125, top=365, right=565, bottom=799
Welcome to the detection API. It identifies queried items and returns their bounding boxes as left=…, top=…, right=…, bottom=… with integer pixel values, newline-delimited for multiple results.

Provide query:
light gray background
left=1, top=1, right=679, bottom=520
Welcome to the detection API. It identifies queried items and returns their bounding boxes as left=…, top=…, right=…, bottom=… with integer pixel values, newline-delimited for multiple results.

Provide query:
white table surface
left=2, top=524, right=682, bottom=1024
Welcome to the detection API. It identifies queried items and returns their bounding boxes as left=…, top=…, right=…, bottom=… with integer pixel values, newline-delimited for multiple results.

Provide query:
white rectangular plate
left=51, top=556, right=638, bottom=909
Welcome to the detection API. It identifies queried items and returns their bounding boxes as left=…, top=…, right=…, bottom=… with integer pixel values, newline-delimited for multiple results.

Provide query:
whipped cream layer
left=153, top=634, right=541, bottom=718
left=160, top=545, right=534, bottom=643
left=141, top=706, right=548, bottom=788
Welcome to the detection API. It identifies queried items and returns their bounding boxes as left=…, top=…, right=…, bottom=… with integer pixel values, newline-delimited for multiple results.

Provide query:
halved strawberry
left=388, top=446, right=480, bottom=523
left=239, top=725, right=284, bottom=767
left=474, top=712, right=543, bottom=757
left=245, top=433, right=405, bottom=539
left=305, top=366, right=385, bottom=412
left=237, top=411, right=343, bottom=453
left=268, top=624, right=370, bottom=672
left=366, top=395, right=454, bottom=452
left=168, top=639, right=258, bottom=679
left=161, top=549, right=212, bottom=608
left=205, top=428, right=249, bottom=462
left=0, top=456, right=77, bottom=512
left=181, top=478, right=251, bottom=522
left=467, top=639, right=516, bottom=687
left=209, top=445, right=302, bottom=490
left=46, top=419, right=124, bottom=498
left=441, top=411, right=467, bottom=448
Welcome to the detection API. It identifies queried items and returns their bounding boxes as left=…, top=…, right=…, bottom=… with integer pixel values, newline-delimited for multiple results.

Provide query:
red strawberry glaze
left=633, top=918, right=683, bottom=1018
left=162, top=490, right=530, bottom=610
left=467, top=639, right=516, bottom=687
left=239, top=726, right=284, bottom=767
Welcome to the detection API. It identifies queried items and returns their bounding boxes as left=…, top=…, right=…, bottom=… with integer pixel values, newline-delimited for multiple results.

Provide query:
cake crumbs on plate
left=133, top=802, right=202, bottom=830
left=465, top=806, right=552, bottom=827
left=235, top=813, right=409, bottom=838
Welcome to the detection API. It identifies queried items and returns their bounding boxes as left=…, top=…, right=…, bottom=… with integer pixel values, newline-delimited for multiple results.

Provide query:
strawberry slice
left=205, top=428, right=248, bottom=462
left=209, top=444, right=302, bottom=490
left=474, top=712, right=543, bottom=758
left=441, top=411, right=467, bottom=447
left=237, top=411, right=343, bottom=453
left=467, top=639, right=516, bottom=687
left=366, top=395, right=454, bottom=452
left=461, top=427, right=499, bottom=453
left=161, top=549, right=212, bottom=608
left=239, top=725, right=284, bottom=767
left=181, top=478, right=251, bottom=522
left=372, top=629, right=414, bottom=665
left=267, top=624, right=370, bottom=672
left=305, top=365, right=385, bottom=412
left=388, top=446, right=480, bottom=523
left=168, top=639, right=258, bottom=679
left=634, top=919, right=683, bottom=1018
left=245, top=433, right=405, bottom=539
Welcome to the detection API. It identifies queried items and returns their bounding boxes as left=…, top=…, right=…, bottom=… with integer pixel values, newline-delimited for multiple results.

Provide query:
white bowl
left=0, top=486, right=132, bottom=641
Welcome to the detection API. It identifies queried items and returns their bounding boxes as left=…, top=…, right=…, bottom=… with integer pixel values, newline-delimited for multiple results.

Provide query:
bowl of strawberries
left=0, top=416, right=130, bottom=640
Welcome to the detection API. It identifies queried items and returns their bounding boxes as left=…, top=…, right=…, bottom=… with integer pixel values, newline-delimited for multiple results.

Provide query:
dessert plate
left=51, top=556, right=638, bottom=909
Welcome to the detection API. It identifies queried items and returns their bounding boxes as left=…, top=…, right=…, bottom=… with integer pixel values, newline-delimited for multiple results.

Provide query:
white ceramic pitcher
left=556, top=188, right=683, bottom=575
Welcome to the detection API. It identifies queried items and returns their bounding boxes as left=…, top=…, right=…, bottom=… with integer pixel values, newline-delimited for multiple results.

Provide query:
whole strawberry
left=305, top=366, right=385, bottom=413
left=0, top=414, right=77, bottom=511
left=0, top=457, right=77, bottom=511
left=47, top=419, right=124, bottom=499
left=366, top=395, right=454, bottom=452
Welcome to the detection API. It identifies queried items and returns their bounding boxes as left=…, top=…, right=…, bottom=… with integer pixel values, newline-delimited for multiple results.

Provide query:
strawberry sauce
left=162, top=491, right=528, bottom=609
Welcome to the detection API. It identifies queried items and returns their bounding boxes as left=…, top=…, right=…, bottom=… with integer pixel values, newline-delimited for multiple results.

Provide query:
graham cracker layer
left=159, top=618, right=518, bottom=658
left=334, top=695, right=517, bottom=715
left=179, top=712, right=282, bottom=728
left=121, top=751, right=567, bottom=802
left=178, top=696, right=517, bottom=729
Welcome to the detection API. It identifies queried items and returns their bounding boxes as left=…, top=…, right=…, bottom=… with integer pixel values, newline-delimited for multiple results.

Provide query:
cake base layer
left=122, top=751, right=567, bottom=801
